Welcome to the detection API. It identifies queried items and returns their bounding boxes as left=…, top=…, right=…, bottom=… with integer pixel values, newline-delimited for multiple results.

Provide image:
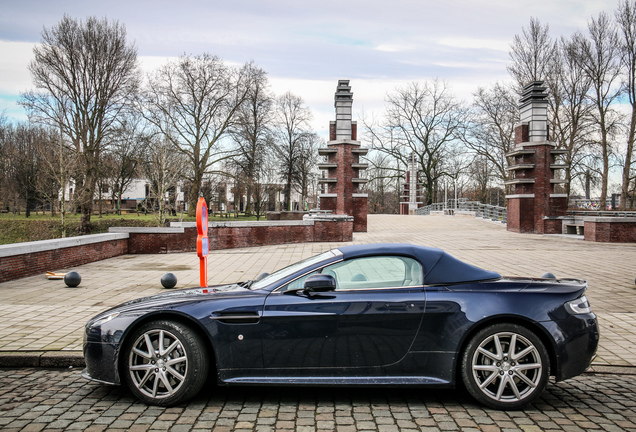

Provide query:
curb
left=0, top=351, right=84, bottom=368
left=586, top=364, right=636, bottom=375
left=1, top=352, right=636, bottom=376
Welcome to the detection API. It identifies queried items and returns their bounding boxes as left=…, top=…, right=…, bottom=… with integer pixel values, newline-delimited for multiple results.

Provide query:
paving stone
left=1, top=215, right=636, bottom=431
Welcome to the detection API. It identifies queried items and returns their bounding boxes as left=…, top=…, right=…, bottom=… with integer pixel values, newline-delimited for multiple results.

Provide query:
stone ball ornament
left=161, top=273, right=178, bottom=289
left=64, top=271, right=82, bottom=288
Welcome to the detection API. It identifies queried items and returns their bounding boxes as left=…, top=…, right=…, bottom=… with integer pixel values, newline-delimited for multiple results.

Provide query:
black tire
left=122, top=320, right=209, bottom=406
left=461, top=323, right=550, bottom=410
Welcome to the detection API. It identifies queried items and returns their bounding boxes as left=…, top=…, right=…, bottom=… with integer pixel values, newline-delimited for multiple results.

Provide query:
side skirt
left=219, top=375, right=451, bottom=386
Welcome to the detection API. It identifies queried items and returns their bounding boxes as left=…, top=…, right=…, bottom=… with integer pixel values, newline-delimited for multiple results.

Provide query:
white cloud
left=0, top=40, right=36, bottom=94
left=437, top=37, right=510, bottom=53
left=375, top=44, right=414, bottom=53
left=0, top=0, right=616, bottom=132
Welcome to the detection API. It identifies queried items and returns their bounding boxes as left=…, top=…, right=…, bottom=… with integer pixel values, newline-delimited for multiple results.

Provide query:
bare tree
left=21, top=15, right=139, bottom=233
left=271, top=92, right=313, bottom=211
left=142, top=134, right=187, bottom=226
left=464, top=83, right=518, bottom=187
left=143, top=54, right=253, bottom=216
left=229, top=64, right=273, bottom=216
left=365, top=152, right=399, bottom=214
left=508, top=17, right=595, bottom=200
left=467, top=156, right=493, bottom=204
left=572, top=12, right=622, bottom=207
left=105, top=114, right=145, bottom=214
left=365, top=80, right=468, bottom=205
left=5, top=124, right=45, bottom=216
left=0, top=114, right=12, bottom=212
left=508, top=17, right=558, bottom=90
left=294, top=132, right=320, bottom=210
left=616, top=0, right=636, bottom=209
left=549, top=36, right=594, bottom=197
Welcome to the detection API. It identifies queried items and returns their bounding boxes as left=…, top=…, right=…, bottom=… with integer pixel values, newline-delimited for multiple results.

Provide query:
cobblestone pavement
left=0, top=368, right=635, bottom=432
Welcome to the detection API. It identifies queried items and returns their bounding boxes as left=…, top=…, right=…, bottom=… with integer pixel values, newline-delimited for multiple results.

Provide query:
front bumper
left=83, top=338, right=122, bottom=385
left=81, top=367, right=119, bottom=386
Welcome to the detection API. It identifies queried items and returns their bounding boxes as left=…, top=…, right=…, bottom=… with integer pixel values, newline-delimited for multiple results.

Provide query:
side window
left=322, top=256, right=422, bottom=290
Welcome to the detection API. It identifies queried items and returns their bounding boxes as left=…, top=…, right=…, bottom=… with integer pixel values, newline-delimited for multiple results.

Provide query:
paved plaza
left=1, top=214, right=636, bottom=431
left=0, top=214, right=635, bottom=368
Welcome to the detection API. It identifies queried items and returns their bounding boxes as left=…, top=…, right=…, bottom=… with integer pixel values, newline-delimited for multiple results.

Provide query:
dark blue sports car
left=83, top=243, right=599, bottom=410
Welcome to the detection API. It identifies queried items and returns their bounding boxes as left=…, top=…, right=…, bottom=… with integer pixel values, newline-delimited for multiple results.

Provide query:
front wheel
left=122, top=320, right=209, bottom=406
left=461, top=323, right=550, bottom=410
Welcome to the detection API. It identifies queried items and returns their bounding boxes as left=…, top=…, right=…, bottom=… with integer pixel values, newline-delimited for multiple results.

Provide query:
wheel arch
left=454, top=315, right=558, bottom=385
left=116, top=311, right=217, bottom=384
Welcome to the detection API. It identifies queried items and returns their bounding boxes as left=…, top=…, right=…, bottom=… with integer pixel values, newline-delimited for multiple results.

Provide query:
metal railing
left=415, top=200, right=507, bottom=224
left=566, top=210, right=636, bottom=218
left=570, top=197, right=634, bottom=211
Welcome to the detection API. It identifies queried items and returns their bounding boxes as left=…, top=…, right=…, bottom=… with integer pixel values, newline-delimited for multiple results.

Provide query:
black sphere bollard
left=161, top=273, right=177, bottom=289
left=64, top=271, right=82, bottom=288
left=541, top=272, right=556, bottom=279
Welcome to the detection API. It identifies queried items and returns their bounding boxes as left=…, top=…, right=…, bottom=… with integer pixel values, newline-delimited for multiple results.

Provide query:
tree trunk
left=77, top=170, right=96, bottom=235
left=245, top=184, right=252, bottom=215
left=188, top=174, right=202, bottom=217
left=621, top=109, right=636, bottom=210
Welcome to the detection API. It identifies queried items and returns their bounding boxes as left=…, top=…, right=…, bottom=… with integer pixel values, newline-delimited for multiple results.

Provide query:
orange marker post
left=196, top=197, right=209, bottom=287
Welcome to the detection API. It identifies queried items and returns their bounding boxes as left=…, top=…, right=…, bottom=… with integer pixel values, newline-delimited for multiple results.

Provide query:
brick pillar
left=506, top=81, right=568, bottom=234
left=318, top=80, right=368, bottom=232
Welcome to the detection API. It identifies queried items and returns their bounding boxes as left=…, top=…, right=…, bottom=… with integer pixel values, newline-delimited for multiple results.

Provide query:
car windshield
left=249, top=249, right=340, bottom=290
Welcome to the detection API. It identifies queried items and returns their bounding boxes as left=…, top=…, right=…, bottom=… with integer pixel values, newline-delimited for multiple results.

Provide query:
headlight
left=87, top=312, right=120, bottom=329
left=565, top=295, right=592, bottom=315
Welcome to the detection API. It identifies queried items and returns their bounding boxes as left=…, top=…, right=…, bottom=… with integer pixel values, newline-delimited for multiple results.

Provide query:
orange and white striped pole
left=196, top=197, right=209, bottom=288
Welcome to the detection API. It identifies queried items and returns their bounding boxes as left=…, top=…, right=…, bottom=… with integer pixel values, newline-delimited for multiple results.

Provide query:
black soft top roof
left=338, top=243, right=501, bottom=285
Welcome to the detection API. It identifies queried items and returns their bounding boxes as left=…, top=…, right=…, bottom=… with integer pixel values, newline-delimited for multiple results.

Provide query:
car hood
left=91, top=284, right=255, bottom=319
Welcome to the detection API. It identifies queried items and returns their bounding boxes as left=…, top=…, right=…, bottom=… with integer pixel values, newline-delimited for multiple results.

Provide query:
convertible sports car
left=83, top=243, right=599, bottom=410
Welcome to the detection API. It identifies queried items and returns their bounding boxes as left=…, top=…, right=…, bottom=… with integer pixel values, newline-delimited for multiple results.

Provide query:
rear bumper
left=543, top=313, right=599, bottom=381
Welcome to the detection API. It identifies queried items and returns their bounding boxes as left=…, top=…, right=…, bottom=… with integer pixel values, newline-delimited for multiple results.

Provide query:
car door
left=261, top=255, right=426, bottom=372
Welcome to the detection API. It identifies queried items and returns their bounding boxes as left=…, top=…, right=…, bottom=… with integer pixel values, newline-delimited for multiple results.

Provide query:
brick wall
left=584, top=218, right=636, bottom=242
left=0, top=239, right=128, bottom=283
left=1, top=220, right=354, bottom=282
left=127, top=229, right=197, bottom=254
left=123, top=221, right=354, bottom=254
left=541, top=218, right=563, bottom=235
left=352, top=197, right=368, bottom=233
left=507, top=198, right=535, bottom=233
left=514, top=124, right=529, bottom=144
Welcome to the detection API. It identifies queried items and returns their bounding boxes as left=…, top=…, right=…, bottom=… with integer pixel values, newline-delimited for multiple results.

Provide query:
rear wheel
left=122, top=320, right=208, bottom=406
left=461, top=323, right=550, bottom=410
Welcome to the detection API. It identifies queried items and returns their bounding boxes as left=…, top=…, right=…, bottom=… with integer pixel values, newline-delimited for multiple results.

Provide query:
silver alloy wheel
left=471, top=331, right=543, bottom=403
left=128, top=329, right=188, bottom=399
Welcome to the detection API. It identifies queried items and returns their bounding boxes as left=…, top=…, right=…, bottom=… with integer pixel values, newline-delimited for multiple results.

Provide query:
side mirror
left=304, top=274, right=336, bottom=293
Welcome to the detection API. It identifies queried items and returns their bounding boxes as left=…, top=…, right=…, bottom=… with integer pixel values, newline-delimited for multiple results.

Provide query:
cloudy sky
left=0, top=0, right=612, bottom=137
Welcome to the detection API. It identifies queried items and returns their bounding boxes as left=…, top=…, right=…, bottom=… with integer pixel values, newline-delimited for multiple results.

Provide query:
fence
left=570, top=197, right=634, bottom=211
left=414, top=200, right=507, bottom=224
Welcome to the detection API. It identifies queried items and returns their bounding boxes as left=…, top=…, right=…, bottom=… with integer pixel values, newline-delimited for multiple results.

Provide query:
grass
left=0, top=211, right=261, bottom=245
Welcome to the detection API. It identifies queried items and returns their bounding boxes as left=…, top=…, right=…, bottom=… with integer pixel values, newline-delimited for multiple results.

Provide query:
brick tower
left=505, top=81, right=568, bottom=234
left=318, top=80, right=368, bottom=232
